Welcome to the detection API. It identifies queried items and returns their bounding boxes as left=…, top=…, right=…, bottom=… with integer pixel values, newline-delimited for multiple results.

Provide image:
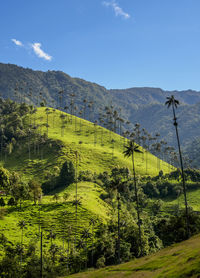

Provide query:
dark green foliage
left=42, top=161, right=75, bottom=193
left=154, top=211, right=200, bottom=246
left=58, top=160, right=75, bottom=187
left=7, top=197, right=16, bottom=206
left=0, top=167, right=10, bottom=190
left=78, top=170, right=94, bottom=182
left=151, top=199, right=164, bottom=215
left=0, top=197, right=5, bottom=206
left=28, top=180, right=42, bottom=205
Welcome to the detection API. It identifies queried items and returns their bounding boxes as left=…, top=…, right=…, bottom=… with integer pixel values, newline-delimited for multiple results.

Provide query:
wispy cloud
left=31, top=43, right=52, bottom=61
left=103, top=1, right=130, bottom=19
left=11, top=38, right=23, bottom=46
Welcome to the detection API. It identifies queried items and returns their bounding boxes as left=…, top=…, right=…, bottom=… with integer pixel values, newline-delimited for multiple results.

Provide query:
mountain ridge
left=0, top=62, right=200, bottom=161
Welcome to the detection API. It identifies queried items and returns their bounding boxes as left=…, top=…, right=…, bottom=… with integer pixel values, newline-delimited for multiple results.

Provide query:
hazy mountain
left=1, top=62, right=200, bottom=155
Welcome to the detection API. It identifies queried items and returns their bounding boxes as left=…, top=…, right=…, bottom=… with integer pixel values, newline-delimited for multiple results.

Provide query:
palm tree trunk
left=75, top=152, right=78, bottom=249
left=131, top=153, right=142, bottom=256
left=40, top=231, right=43, bottom=278
left=172, top=104, right=189, bottom=237
left=117, top=192, right=120, bottom=264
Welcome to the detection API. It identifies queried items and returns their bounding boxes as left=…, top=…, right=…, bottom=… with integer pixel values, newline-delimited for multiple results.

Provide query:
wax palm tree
left=17, top=220, right=27, bottom=265
left=45, top=108, right=51, bottom=137
left=17, top=220, right=27, bottom=245
left=81, top=228, right=92, bottom=268
left=72, top=197, right=82, bottom=249
left=89, top=218, right=97, bottom=266
left=123, top=140, right=143, bottom=255
left=47, top=230, right=56, bottom=246
left=165, top=95, right=189, bottom=237
left=110, top=175, right=121, bottom=264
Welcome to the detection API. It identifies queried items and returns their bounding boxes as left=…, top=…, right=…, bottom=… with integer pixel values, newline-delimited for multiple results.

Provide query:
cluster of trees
left=0, top=98, right=64, bottom=162
left=42, top=160, right=75, bottom=194
left=0, top=166, right=42, bottom=207
left=0, top=159, right=75, bottom=206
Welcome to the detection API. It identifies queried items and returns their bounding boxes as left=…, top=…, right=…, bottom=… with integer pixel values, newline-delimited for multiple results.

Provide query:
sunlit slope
left=0, top=182, right=110, bottom=245
left=65, top=234, right=200, bottom=278
left=0, top=107, right=172, bottom=246
left=4, top=107, right=172, bottom=180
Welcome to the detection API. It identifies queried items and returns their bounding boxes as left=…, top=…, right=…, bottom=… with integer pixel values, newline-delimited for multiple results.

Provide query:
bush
left=58, top=161, right=75, bottom=187
left=7, top=197, right=16, bottom=206
left=78, top=170, right=94, bottom=182
left=0, top=197, right=5, bottom=207
left=96, top=256, right=105, bottom=268
left=151, top=199, right=163, bottom=215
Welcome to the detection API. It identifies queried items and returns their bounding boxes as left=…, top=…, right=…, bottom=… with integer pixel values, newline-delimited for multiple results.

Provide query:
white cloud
left=103, top=1, right=130, bottom=19
left=31, top=42, right=52, bottom=61
left=11, top=39, right=23, bottom=46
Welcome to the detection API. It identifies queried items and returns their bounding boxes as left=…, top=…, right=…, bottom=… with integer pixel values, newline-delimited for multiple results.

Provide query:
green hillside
left=3, top=107, right=171, bottom=179
left=2, top=103, right=200, bottom=278
left=0, top=106, right=171, bottom=244
left=65, top=234, right=200, bottom=278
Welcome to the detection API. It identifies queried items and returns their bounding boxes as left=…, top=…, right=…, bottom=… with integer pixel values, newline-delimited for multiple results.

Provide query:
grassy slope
left=65, top=234, right=200, bottom=278
left=4, top=107, right=172, bottom=179
left=0, top=182, right=110, bottom=246
left=164, top=187, right=200, bottom=212
left=0, top=107, right=171, bottom=245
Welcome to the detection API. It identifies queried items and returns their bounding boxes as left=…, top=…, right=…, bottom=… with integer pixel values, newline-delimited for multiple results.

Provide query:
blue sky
left=1, top=0, right=200, bottom=91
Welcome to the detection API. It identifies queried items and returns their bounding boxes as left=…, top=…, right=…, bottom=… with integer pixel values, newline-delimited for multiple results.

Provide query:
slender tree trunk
left=75, top=151, right=78, bottom=249
left=172, top=104, right=189, bottom=237
left=117, top=192, right=120, bottom=264
left=132, top=152, right=142, bottom=256
left=40, top=231, right=43, bottom=278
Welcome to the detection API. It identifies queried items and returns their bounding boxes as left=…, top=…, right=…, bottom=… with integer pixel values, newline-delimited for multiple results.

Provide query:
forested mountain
left=1, top=62, right=200, bottom=156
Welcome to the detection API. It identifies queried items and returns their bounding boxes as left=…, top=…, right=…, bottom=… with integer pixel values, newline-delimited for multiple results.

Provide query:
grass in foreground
left=63, top=234, right=200, bottom=278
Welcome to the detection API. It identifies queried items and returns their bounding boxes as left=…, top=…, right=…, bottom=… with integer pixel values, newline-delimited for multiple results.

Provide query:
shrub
left=0, top=197, right=5, bottom=207
left=59, top=161, right=75, bottom=187
left=96, top=256, right=105, bottom=268
left=7, top=197, right=16, bottom=206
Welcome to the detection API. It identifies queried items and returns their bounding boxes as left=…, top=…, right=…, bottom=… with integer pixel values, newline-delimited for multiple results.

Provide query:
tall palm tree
left=123, top=140, right=143, bottom=255
left=47, top=230, right=56, bottom=246
left=89, top=218, right=97, bottom=266
left=110, top=174, right=121, bottom=264
left=17, top=220, right=27, bottom=265
left=165, top=95, right=189, bottom=237
left=81, top=228, right=92, bottom=269
left=17, top=220, right=27, bottom=245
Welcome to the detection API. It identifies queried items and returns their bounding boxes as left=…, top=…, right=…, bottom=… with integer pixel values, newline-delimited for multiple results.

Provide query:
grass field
left=64, top=234, right=200, bottom=278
